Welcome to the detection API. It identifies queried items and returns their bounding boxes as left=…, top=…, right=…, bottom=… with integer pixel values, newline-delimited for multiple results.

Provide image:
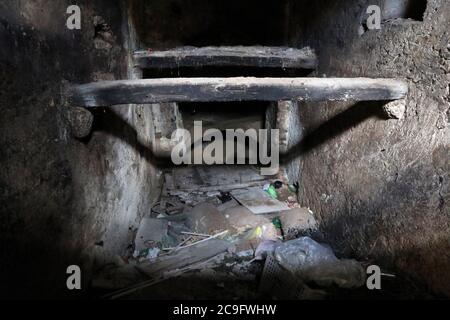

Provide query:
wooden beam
left=69, top=77, right=408, bottom=107
left=133, top=46, right=318, bottom=70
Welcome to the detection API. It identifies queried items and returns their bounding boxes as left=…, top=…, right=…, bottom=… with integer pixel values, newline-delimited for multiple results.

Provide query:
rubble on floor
left=92, top=172, right=368, bottom=300
left=230, top=188, right=290, bottom=214
left=274, top=237, right=366, bottom=289
left=185, top=203, right=233, bottom=235
left=134, top=218, right=168, bottom=252
left=279, top=207, right=318, bottom=240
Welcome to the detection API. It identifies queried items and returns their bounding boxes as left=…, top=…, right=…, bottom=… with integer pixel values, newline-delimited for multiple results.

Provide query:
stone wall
left=0, top=0, right=159, bottom=298
left=287, top=0, right=449, bottom=296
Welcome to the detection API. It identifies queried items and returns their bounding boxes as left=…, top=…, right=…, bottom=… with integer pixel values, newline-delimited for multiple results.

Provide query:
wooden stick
left=103, top=253, right=226, bottom=300
left=181, top=231, right=212, bottom=238
left=174, top=230, right=229, bottom=251
left=161, top=230, right=229, bottom=252
left=167, top=236, right=193, bottom=254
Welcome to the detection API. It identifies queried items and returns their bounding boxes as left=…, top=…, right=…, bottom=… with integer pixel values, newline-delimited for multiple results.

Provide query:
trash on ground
left=134, top=218, right=169, bottom=252
left=247, top=223, right=280, bottom=242
left=217, top=198, right=240, bottom=212
left=185, top=202, right=233, bottom=235
left=151, top=200, right=184, bottom=217
left=288, top=182, right=299, bottom=193
left=230, top=188, right=290, bottom=215
left=279, top=208, right=318, bottom=239
left=221, top=203, right=271, bottom=233
left=254, top=240, right=282, bottom=261
left=259, top=252, right=305, bottom=300
left=146, top=248, right=161, bottom=260
left=218, top=191, right=233, bottom=203
left=273, top=181, right=283, bottom=189
left=265, top=184, right=279, bottom=199
left=274, top=237, right=366, bottom=289
left=97, top=167, right=371, bottom=300
left=137, top=238, right=232, bottom=278
left=272, top=217, right=283, bottom=233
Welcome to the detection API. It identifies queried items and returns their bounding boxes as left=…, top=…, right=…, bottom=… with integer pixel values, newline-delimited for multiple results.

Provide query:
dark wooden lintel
left=133, top=46, right=318, bottom=70
left=69, top=77, right=408, bottom=107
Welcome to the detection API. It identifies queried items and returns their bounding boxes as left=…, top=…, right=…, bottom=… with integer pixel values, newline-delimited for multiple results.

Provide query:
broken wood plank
left=181, top=231, right=213, bottom=238
left=104, top=254, right=222, bottom=300
left=69, top=77, right=409, bottom=107
left=167, top=230, right=229, bottom=252
left=169, top=166, right=267, bottom=191
left=136, top=238, right=231, bottom=277
left=134, top=46, right=318, bottom=70
left=231, top=188, right=290, bottom=215
left=168, top=180, right=272, bottom=194
left=166, top=236, right=193, bottom=254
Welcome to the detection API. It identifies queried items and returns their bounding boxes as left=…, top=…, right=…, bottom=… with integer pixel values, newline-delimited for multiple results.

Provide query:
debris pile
left=92, top=171, right=367, bottom=300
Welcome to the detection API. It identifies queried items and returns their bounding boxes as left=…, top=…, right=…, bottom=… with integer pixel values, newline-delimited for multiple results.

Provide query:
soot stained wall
left=288, top=0, right=450, bottom=296
left=0, top=0, right=158, bottom=298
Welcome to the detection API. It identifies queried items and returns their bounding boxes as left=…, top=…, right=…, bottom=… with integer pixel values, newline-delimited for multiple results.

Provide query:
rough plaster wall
left=289, top=0, right=450, bottom=296
left=0, top=0, right=158, bottom=298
